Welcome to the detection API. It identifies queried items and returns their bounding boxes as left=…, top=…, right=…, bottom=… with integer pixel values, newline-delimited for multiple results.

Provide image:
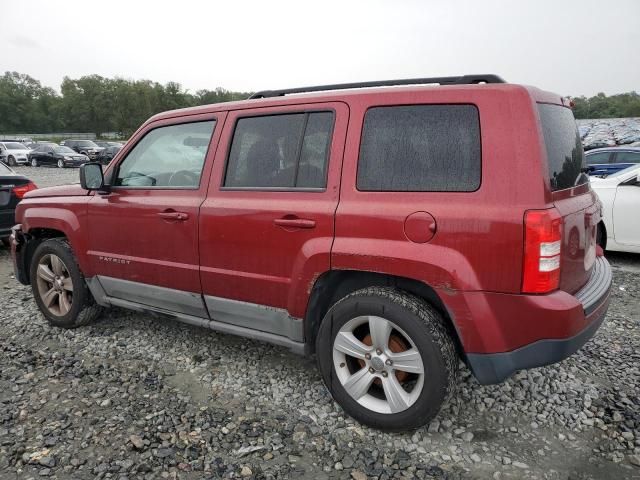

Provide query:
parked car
left=0, top=162, right=36, bottom=245
left=591, top=165, right=640, bottom=254
left=95, top=145, right=122, bottom=165
left=0, top=141, right=32, bottom=166
left=95, top=141, right=124, bottom=148
left=60, top=139, right=103, bottom=159
left=10, top=75, right=612, bottom=431
left=27, top=145, right=89, bottom=168
left=585, top=147, right=640, bottom=176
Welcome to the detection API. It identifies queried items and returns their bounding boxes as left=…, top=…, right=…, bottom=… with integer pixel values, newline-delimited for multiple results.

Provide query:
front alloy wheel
left=35, top=253, right=73, bottom=316
left=31, top=158, right=38, bottom=167
left=333, top=315, right=424, bottom=414
left=30, top=238, right=102, bottom=328
left=8, top=156, right=16, bottom=166
left=57, top=159, right=65, bottom=168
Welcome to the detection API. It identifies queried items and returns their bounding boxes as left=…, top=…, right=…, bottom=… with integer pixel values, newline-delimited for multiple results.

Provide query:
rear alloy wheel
left=8, top=156, right=16, bottom=166
left=30, top=238, right=102, bottom=328
left=30, top=158, right=38, bottom=167
left=333, top=315, right=424, bottom=414
left=317, top=287, right=459, bottom=431
left=57, top=159, right=65, bottom=168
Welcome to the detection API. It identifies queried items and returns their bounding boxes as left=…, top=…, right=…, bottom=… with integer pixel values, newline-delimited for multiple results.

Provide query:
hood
left=24, top=183, right=88, bottom=198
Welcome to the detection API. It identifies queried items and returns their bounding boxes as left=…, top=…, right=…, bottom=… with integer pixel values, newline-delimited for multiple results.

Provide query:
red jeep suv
left=10, top=75, right=612, bottom=431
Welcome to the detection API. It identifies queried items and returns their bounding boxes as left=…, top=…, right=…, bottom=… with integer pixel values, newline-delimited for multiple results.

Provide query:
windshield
left=55, top=146, right=76, bottom=154
left=76, top=140, right=98, bottom=147
left=5, top=142, right=25, bottom=150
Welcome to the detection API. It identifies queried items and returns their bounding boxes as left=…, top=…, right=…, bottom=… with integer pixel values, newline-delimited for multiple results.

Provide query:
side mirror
left=80, top=162, right=105, bottom=190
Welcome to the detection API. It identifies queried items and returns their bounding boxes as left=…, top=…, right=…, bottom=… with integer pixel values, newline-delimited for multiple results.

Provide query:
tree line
left=1, top=71, right=639, bottom=137
left=0, top=71, right=250, bottom=137
left=570, top=91, right=640, bottom=120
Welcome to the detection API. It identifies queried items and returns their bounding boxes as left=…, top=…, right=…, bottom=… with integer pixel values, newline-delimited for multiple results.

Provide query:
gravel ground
left=0, top=167, right=639, bottom=479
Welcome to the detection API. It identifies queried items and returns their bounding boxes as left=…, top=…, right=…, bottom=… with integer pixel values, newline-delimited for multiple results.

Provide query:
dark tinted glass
left=357, top=105, right=481, bottom=192
left=538, top=104, right=588, bottom=191
left=224, top=112, right=334, bottom=188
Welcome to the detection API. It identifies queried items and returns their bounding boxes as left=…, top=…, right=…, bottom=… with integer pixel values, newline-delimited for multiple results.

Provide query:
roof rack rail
left=248, top=74, right=506, bottom=99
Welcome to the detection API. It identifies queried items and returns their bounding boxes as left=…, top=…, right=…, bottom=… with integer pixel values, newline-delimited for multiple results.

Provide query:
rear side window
left=615, top=151, right=640, bottom=164
left=357, top=105, right=481, bottom=192
left=538, top=104, right=588, bottom=191
left=586, top=152, right=611, bottom=165
left=224, top=112, right=334, bottom=189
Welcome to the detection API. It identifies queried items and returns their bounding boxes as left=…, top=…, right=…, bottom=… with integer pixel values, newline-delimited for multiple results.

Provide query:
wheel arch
left=304, top=269, right=463, bottom=356
left=597, top=220, right=607, bottom=250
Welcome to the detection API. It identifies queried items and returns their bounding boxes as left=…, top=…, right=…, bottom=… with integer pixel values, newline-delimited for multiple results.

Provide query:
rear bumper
left=466, top=256, right=612, bottom=384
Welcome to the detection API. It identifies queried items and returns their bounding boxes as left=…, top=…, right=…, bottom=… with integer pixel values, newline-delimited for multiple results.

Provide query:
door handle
left=274, top=217, right=316, bottom=229
left=157, top=211, right=189, bottom=221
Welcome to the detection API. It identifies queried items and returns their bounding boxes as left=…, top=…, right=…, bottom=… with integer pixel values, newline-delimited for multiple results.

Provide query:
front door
left=199, top=102, right=348, bottom=335
left=86, top=113, right=225, bottom=317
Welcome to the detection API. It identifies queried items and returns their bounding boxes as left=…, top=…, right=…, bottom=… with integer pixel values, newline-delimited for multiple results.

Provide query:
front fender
left=18, top=197, right=91, bottom=276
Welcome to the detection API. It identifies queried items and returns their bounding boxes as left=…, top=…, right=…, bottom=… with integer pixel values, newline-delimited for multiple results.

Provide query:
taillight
left=12, top=182, right=37, bottom=199
left=522, top=208, right=562, bottom=294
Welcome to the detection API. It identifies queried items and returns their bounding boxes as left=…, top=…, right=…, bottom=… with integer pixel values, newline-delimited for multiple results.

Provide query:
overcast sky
left=3, top=0, right=639, bottom=97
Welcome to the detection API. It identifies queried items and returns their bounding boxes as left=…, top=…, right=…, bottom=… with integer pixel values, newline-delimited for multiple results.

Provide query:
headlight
left=64, top=156, right=72, bottom=160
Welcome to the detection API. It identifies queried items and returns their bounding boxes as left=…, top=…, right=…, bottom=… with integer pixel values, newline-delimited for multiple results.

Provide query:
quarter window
left=115, top=121, right=215, bottom=188
left=224, top=112, right=334, bottom=189
left=357, top=105, right=481, bottom=192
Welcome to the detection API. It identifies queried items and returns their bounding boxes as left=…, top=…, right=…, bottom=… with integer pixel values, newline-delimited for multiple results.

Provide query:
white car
left=0, top=142, right=31, bottom=166
left=591, top=165, right=640, bottom=254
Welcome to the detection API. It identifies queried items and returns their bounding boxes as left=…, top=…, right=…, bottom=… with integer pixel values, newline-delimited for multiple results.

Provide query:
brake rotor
left=358, top=332, right=411, bottom=383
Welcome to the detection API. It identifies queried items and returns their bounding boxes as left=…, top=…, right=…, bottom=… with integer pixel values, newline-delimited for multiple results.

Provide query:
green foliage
left=0, top=71, right=251, bottom=137
left=3, top=71, right=638, bottom=134
left=571, top=92, right=640, bottom=119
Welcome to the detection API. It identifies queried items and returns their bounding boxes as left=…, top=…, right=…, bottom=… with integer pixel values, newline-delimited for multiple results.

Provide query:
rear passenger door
left=199, top=102, right=348, bottom=333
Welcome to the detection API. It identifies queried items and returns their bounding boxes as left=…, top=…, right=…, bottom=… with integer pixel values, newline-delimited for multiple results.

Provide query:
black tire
left=29, top=238, right=102, bottom=328
left=597, top=222, right=607, bottom=251
left=316, top=286, right=458, bottom=431
left=8, top=156, right=16, bottom=166
left=1, top=237, right=10, bottom=248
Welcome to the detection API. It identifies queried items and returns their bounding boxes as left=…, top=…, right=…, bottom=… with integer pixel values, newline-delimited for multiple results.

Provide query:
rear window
left=357, top=105, right=481, bottom=192
left=538, top=104, right=588, bottom=191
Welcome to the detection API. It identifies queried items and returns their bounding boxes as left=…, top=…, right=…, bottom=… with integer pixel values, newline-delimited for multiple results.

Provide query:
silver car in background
left=0, top=142, right=32, bottom=166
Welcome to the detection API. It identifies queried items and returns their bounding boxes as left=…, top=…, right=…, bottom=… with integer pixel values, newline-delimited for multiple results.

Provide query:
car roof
left=146, top=81, right=566, bottom=124
left=585, top=146, right=640, bottom=154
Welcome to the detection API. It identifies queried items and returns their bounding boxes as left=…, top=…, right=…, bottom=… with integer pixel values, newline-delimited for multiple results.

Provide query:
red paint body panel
left=199, top=102, right=348, bottom=318
left=86, top=112, right=225, bottom=293
left=13, top=82, right=607, bottom=359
